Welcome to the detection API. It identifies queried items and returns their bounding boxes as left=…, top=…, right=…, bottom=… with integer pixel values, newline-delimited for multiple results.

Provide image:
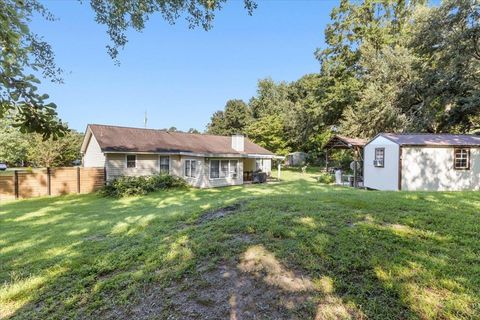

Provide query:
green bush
left=317, top=172, right=334, bottom=184
left=100, top=174, right=188, bottom=197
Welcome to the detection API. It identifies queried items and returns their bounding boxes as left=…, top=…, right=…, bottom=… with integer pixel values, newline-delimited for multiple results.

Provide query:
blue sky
left=33, top=0, right=337, bottom=132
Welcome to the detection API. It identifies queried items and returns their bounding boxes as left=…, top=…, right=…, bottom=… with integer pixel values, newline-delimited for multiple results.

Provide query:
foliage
left=0, top=115, right=29, bottom=165
left=2, top=170, right=480, bottom=319
left=407, top=0, right=480, bottom=133
left=246, top=114, right=291, bottom=155
left=249, top=78, right=293, bottom=119
left=1, top=0, right=256, bottom=137
left=187, top=128, right=200, bottom=134
left=0, top=0, right=67, bottom=139
left=0, top=116, right=81, bottom=167
left=27, top=130, right=83, bottom=167
left=90, top=0, right=257, bottom=61
left=316, top=172, right=334, bottom=184
left=207, top=99, right=251, bottom=135
left=207, top=0, right=479, bottom=158
left=100, top=174, right=188, bottom=197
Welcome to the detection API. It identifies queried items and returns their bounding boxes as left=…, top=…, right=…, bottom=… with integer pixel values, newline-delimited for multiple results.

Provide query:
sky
left=32, top=0, right=338, bottom=132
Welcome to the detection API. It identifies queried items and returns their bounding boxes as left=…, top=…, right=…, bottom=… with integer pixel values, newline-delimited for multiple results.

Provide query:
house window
left=454, top=148, right=470, bottom=170
left=374, top=148, right=384, bottom=167
left=210, top=160, right=220, bottom=179
left=160, top=156, right=170, bottom=174
left=210, top=159, right=239, bottom=179
left=230, top=160, right=238, bottom=178
left=220, top=160, right=229, bottom=178
left=184, top=159, right=197, bottom=178
left=126, top=155, right=136, bottom=168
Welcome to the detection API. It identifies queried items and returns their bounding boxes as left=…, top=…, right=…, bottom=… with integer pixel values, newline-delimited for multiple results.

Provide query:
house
left=363, top=133, right=480, bottom=191
left=81, top=124, right=281, bottom=188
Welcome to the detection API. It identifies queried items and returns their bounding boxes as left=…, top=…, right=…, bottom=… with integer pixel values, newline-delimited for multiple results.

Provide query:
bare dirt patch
left=197, top=203, right=243, bottom=224
left=106, top=244, right=362, bottom=320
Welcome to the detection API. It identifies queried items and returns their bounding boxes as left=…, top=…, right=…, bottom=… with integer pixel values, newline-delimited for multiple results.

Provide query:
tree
left=207, top=99, right=251, bottom=135
left=90, top=0, right=257, bottom=61
left=0, top=116, right=29, bottom=165
left=246, top=115, right=290, bottom=155
left=206, top=111, right=226, bottom=135
left=27, top=130, right=83, bottom=167
left=249, top=78, right=292, bottom=119
left=407, top=0, right=480, bottom=133
left=187, top=128, right=200, bottom=134
left=1, top=0, right=256, bottom=137
left=340, top=44, right=413, bottom=138
left=1, top=0, right=67, bottom=139
left=315, top=0, right=428, bottom=138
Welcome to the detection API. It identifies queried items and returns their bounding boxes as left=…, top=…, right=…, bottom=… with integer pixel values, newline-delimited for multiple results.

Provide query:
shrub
left=317, top=172, right=334, bottom=184
left=100, top=174, right=188, bottom=197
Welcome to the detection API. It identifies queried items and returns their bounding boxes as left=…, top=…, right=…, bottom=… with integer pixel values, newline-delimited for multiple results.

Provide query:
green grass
left=1, top=170, right=479, bottom=319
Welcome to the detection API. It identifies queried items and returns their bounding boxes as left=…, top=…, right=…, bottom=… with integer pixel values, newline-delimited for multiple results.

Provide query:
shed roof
left=83, top=124, right=274, bottom=156
left=324, top=135, right=368, bottom=149
left=378, top=133, right=480, bottom=146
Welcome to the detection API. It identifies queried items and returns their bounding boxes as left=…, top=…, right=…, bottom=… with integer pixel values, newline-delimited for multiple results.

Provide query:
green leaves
left=0, top=0, right=67, bottom=139
left=207, top=99, right=251, bottom=135
left=89, top=0, right=257, bottom=61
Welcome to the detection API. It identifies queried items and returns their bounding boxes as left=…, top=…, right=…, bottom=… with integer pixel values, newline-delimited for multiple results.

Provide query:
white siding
left=402, top=147, right=480, bottom=191
left=106, top=154, right=159, bottom=181
left=180, top=156, right=244, bottom=188
left=83, top=134, right=105, bottom=168
left=363, top=136, right=400, bottom=191
left=105, top=153, right=250, bottom=188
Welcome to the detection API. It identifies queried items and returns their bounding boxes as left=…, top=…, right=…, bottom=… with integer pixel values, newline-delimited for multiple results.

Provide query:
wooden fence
left=0, top=167, right=105, bottom=201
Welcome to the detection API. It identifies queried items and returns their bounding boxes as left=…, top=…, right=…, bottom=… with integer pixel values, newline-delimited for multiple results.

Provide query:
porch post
left=277, top=161, right=281, bottom=181
left=325, top=149, right=329, bottom=172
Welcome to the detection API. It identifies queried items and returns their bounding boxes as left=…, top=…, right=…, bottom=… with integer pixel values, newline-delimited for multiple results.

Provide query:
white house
left=363, top=133, right=480, bottom=191
left=81, top=124, right=282, bottom=188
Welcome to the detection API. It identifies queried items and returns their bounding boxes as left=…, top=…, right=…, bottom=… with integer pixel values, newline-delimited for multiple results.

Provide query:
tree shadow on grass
left=1, top=181, right=479, bottom=319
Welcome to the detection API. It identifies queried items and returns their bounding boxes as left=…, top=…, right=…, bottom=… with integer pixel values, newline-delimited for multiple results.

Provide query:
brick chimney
left=231, top=134, right=244, bottom=152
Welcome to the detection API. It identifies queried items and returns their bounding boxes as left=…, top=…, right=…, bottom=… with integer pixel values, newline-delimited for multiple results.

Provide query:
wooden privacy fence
left=0, top=167, right=105, bottom=201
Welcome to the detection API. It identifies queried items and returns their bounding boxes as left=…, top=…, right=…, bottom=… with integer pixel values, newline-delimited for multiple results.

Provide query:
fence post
left=14, top=170, right=19, bottom=199
left=77, top=167, right=81, bottom=193
left=103, top=167, right=107, bottom=185
left=47, top=167, right=51, bottom=196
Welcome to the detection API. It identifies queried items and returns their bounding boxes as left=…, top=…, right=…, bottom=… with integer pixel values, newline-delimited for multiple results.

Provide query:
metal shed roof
left=378, top=133, right=480, bottom=146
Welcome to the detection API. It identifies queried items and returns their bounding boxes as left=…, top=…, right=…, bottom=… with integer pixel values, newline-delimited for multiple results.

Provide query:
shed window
left=454, top=148, right=470, bottom=170
left=160, top=156, right=170, bottom=174
left=184, top=159, right=197, bottom=178
left=374, top=148, right=384, bottom=167
left=126, top=155, right=136, bottom=168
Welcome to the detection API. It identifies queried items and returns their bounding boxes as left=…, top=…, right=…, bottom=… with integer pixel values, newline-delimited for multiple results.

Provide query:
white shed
left=363, top=133, right=480, bottom=191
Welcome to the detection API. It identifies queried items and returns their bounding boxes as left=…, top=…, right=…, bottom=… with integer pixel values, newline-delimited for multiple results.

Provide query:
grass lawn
left=1, top=170, right=479, bottom=319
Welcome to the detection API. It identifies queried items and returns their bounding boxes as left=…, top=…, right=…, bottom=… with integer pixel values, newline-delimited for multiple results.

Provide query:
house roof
left=377, top=133, right=480, bottom=146
left=84, top=124, right=275, bottom=156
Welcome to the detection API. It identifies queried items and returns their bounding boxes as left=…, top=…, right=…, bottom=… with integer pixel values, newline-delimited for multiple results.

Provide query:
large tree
left=207, top=99, right=251, bottom=135
left=407, top=0, right=480, bottom=133
left=1, top=0, right=256, bottom=137
left=27, top=130, right=83, bottom=167
left=0, top=116, right=29, bottom=165
left=246, top=115, right=290, bottom=155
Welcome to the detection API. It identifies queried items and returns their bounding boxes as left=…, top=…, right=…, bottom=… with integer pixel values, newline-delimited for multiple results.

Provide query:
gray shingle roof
left=379, top=133, right=480, bottom=146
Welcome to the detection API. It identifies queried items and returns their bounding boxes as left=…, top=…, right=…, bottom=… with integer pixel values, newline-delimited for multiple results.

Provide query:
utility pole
left=144, top=110, right=147, bottom=128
